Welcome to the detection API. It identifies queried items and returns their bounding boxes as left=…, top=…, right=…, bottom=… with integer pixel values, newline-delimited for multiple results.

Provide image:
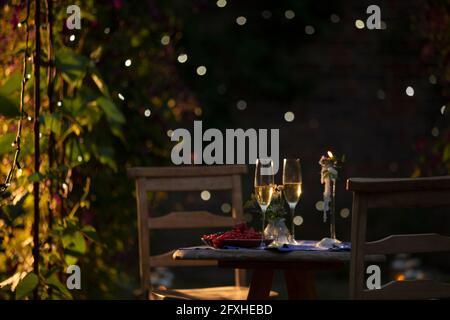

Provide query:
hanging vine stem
left=0, top=0, right=32, bottom=196
left=46, top=0, right=55, bottom=232
left=33, top=0, right=42, bottom=299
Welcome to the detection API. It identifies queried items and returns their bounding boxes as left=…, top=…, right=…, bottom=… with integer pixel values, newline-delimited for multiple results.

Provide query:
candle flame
left=327, top=151, right=334, bottom=158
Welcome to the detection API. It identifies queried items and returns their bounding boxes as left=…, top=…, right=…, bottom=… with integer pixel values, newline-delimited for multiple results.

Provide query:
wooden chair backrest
left=128, top=165, right=248, bottom=296
left=347, top=176, right=450, bottom=299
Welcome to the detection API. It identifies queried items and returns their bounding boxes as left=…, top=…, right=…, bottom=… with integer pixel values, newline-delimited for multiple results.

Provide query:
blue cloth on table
left=182, top=241, right=351, bottom=251
left=273, top=240, right=351, bottom=252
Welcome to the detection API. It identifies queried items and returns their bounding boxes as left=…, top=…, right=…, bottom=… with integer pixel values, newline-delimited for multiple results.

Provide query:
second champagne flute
left=254, top=158, right=275, bottom=248
left=282, top=158, right=302, bottom=244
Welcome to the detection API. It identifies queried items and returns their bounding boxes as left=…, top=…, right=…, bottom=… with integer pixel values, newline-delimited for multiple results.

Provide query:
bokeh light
left=236, top=16, right=247, bottom=26
left=285, top=10, right=295, bottom=20
left=340, top=208, right=350, bottom=218
left=406, top=86, right=415, bottom=97
left=221, top=203, right=231, bottom=213
left=293, top=216, right=304, bottom=226
left=305, top=25, right=315, bottom=35
left=196, top=66, right=207, bottom=76
left=161, top=35, right=170, bottom=45
left=216, top=0, right=227, bottom=8
left=177, top=53, right=188, bottom=63
left=330, top=14, right=340, bottom=23
left=200, top=190, right=211, bottom=201
left=237, top=100, right=247, bottom=110
left=284, top=111, right=295, bottom=122
left=355, top=20, right=365, bottom=29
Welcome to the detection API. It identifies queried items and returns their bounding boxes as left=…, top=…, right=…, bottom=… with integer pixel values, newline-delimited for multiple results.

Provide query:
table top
left=173, top=246, right=385, bottom=263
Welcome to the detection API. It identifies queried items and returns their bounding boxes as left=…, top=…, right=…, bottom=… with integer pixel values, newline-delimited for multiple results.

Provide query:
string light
left=441, top=105, right=446, bottom=115
left=57, top=101, right=62, bottom=107
left=104, top=27, right=110, bottom=34
left=1, top=0, right=31, bottom=195
left=144, top=109, right=151, bottom=117
left=118, top=93, right=125, bottom=100
left=124, top=59, right=132, bottom=67
left=69, top=34, right=76, bottom=41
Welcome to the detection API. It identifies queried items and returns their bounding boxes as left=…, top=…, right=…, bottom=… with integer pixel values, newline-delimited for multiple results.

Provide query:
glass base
left=317, top=237, right=341, bottom=249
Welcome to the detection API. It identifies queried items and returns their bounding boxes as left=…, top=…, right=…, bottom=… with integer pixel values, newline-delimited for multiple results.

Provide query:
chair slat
left=150, top=250, right=217, bottom=267
left=347, top=176, right=450, bottom=192
left=367, top=190, right=450, bottom=208
left=143, top=176, right=233, bottom=191
left=365, top=233, right=450, bottom=254
left=128, top=165, right=248, bottom=178
left=362, top=280, right=450, bottom=299
left=149, top=211, right=235, bottom=229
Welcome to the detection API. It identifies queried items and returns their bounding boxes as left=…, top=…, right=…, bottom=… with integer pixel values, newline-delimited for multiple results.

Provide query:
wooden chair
left=128, top=165, right=250, bottom=300
left=347, top=176, right=450, bottom=299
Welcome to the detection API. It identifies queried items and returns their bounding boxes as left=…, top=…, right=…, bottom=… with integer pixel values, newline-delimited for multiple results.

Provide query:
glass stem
left=290, top=205, right=295, bottom=241
left=260, top=207, right=266, bottom=248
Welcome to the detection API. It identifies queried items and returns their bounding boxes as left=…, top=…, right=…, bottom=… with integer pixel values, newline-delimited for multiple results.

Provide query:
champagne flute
left=282, top=158, right=302, bottom=244
left=254, top=158, right=275, bottom=248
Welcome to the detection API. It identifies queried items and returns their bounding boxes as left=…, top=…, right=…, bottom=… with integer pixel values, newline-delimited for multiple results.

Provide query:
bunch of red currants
left=202, top=223, right=262, bottom=248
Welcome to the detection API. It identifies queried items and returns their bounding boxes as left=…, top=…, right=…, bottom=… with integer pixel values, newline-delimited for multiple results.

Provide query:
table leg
left=247, top=269, right=274, bottom=300
left=283, top=269, right=316, bottom=300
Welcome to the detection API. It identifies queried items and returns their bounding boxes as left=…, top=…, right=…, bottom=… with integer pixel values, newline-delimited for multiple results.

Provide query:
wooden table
left=173, top=246, right=385, bottom=300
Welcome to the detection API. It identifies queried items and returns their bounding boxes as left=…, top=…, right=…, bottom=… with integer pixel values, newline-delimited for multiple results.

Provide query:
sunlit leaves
left=15, top=272, right=38, bottom=300
left=42, top=112, right=62, bottom=136
left=0, top=133, right=16, bottom=156
left=46, top=273, right=73, bottom=299
left=96, top=97, right=125, bottom=124
left=0, top=71, right=21, bottom=117
left=55, top=48, right=89, bottom=85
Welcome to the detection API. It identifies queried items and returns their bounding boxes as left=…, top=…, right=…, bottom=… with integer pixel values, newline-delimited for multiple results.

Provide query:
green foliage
left=15, top=273, right=38, bottom=300
left=0, top=0, right=195, bottom=299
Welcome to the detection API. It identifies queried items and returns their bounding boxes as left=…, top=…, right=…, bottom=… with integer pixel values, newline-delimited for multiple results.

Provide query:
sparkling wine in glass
left=254, top=158, right=275, bottom=248
left=282, top=158, right=302, bottom=244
